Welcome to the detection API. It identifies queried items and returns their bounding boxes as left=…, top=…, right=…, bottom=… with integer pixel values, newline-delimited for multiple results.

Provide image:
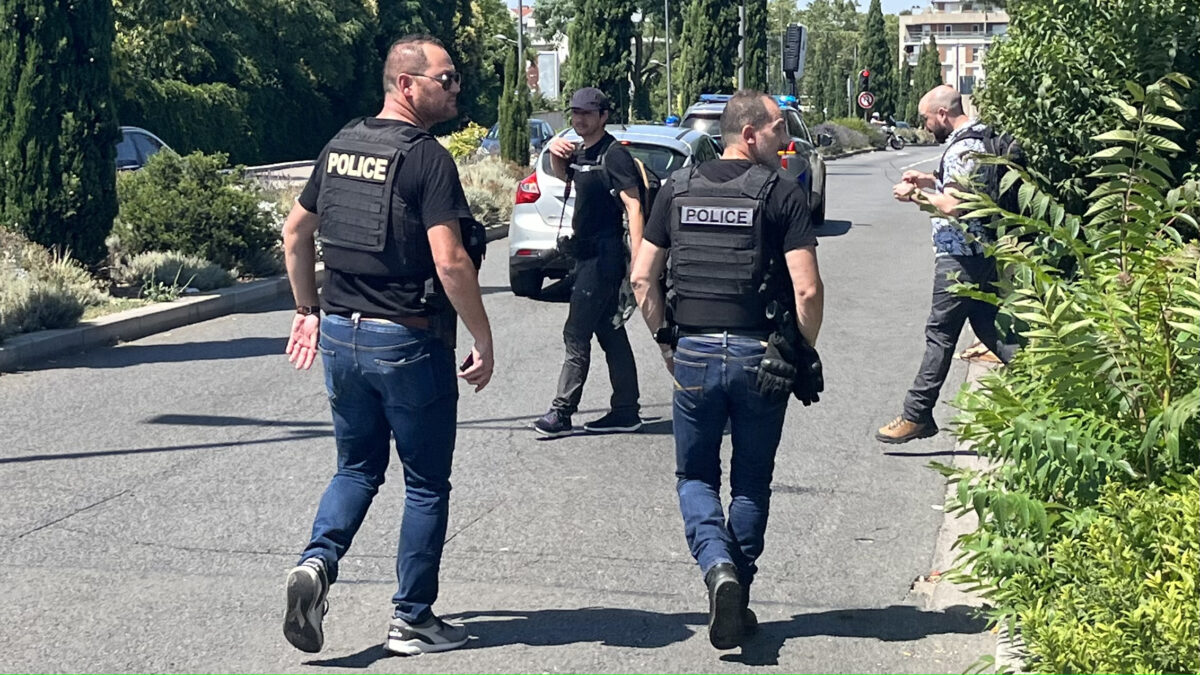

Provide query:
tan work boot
left=875, top=416, right=938, bottom=444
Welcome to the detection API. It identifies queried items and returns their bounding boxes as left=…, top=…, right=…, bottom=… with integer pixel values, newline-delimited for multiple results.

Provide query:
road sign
left=857, top=91, right=875, bottom=110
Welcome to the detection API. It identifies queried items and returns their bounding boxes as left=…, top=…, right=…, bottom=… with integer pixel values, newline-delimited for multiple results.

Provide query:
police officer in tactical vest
left=631, top=90, right=825, bottom=651
left=280, top=34, right=493, bottom=657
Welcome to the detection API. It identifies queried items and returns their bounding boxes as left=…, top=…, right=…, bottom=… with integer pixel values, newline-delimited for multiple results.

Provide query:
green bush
left=976, top=0, right=1200, bottom=210
left=828, top=117, right=885, bottom=148
left=812, top=122, right=870, bottom=156
left=113, top=150, right=282, bottom=275
left=895, top=127, right=936, bottom=145
left=1019, top=475, right=1198, bottom=674
left=114, top=251, right=234, bottom=291
left=0, top=228, right=106, bottom=341
left=459, top=156, right=524, bottom=228
left=446, top=122, right=489, bottom=161
left=938, top=77, right=1199, bottom=669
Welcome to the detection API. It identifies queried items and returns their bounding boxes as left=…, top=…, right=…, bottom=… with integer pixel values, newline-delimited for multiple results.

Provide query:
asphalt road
left=0, top=145, right=995, bottom=673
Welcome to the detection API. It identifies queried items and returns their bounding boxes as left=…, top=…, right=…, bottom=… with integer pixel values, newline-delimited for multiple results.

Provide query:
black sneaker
left=283, top=557, right=329, bottom=653
left=386, top=615, right=470, bottom=655
left=583, top=410, right=643, bottom=434
left=704, top=563, right=745, bottom=650
left=534, top=409, right=573, bottom=438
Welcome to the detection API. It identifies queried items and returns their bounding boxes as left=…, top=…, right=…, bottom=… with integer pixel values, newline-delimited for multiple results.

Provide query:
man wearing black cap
left=533, top=87, right=644, bottom=438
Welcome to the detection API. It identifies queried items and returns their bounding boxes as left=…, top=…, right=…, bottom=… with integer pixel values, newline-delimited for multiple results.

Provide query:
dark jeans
left=672, top=335, right=789, bottom=591
left=302, top=313, right=458, bottom=624
left=903, top=255, right=1018, bottom=423
left=551, top=237, right=640, bottom=417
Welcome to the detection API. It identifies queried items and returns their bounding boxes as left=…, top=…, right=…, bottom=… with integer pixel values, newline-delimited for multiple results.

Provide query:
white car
left=507, top=124, right=721, bottom=298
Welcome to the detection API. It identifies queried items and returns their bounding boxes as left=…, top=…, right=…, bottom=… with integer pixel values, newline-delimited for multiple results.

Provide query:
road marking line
left=900, top=156, right=940, bottom=171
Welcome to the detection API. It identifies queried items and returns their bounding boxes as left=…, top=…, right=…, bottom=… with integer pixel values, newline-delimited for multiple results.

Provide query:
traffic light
left=858, top=69, right=871, bottom=92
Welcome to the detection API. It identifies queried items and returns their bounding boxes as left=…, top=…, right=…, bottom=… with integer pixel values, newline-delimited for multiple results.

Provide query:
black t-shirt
left=644, top=159, right=817, bottom=254
left=298, top=118, right=473, bottom=319
left=571, top=133, right=639, bottom=240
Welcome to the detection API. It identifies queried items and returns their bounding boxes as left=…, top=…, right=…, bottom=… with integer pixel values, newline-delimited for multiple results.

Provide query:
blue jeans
left=672, top=334, right=789, bottom=591
left=301, top=313, right=458, bottom=624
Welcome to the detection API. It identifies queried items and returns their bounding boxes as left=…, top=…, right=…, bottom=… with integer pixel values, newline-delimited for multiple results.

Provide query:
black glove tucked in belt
left=756, top=333, right=797, bottom=402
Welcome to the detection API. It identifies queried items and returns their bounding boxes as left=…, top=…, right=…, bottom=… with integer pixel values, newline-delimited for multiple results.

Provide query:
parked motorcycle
left=883, top=125, right=905, bottom=150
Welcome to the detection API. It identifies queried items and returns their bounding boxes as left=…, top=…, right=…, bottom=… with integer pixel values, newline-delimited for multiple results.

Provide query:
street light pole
left=517, top=0, right=524, bottom=83
left=665, top=0, right=672, bottom=116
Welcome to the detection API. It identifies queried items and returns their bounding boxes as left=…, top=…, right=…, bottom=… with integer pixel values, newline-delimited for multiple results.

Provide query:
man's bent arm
left=428, top=222, right=493, bottom=349
left=631, top=240, right=668, bottom=337
left=283, top=203, right=321, bottom=308
left=785, top=246, right=824, bottom=347
left=619, top=187, right=645, bottom=258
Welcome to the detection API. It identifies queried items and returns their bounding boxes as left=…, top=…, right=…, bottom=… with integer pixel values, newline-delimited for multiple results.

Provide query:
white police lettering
left=326, top=152, right=389, bottom=182
left=679, top=205, right=754, bottom=227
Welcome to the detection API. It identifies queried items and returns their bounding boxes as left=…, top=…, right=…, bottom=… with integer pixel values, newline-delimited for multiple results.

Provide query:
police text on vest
left=327, top=153, right=389, bottom=182
left=679, top=206, right=754, bottom=227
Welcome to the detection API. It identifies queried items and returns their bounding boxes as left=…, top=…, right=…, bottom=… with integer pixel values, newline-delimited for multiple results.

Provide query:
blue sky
left=507, top=0, right=930, bottom=15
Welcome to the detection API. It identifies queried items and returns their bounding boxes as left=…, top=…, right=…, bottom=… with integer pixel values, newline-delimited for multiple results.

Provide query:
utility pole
left=738, top=0, right=746, bottom=89
left=665, top=0, right=673, bottom=116
left=517, top=0, right=524, bottom=81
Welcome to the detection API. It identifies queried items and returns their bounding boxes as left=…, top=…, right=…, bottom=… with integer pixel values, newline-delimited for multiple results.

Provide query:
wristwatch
left=296, top=305, right=318, bottom=316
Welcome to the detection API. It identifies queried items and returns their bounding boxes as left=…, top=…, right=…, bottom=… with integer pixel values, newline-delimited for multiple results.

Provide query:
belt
left=678, top=327, right=772, bottom=340
left=336, top=312, right=430, bottom=330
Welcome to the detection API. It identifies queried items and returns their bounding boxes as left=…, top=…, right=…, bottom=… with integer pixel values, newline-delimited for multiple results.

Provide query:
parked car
left=680, top=94, right=832, bottom=226
left=116, top=126, right=171, bottom=171
left=480, top=118, right=556, bottom=158
left=508, top=124, right=721, bottom=298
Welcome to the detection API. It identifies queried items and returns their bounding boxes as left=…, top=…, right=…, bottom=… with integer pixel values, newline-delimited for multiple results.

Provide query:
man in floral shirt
left=876, top=85, right=1018, bottom=444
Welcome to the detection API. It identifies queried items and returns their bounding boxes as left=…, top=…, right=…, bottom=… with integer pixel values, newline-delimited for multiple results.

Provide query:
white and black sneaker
left=386, top=615, right=469, bottom=655
left=283, top=557, right=329, bottom=653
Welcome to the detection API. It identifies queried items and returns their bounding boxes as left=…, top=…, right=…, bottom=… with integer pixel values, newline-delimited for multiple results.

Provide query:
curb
left=0, top=225, right=510, bottom=373
left=823, top=147, right=878, bottom=161
left=0, top=267, right=321, bottom=373
left=243, top=160, right=315, bottom=174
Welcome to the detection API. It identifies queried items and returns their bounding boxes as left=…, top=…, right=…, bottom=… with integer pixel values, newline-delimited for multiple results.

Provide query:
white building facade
left=899, top=1, right=1008, bottom=115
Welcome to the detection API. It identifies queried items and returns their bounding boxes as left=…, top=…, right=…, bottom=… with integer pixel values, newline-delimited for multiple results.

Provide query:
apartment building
left=899, top=0, right=1008, bottom=115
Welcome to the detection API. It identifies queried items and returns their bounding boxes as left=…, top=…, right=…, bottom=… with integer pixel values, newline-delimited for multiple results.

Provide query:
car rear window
left=681, top=115, right=721, bottom=139
left=539, top=141, right=687, bottom=179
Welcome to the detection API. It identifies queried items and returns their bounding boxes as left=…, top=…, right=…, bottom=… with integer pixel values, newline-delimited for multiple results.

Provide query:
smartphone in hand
left=459, top=354, right=475, bottom=372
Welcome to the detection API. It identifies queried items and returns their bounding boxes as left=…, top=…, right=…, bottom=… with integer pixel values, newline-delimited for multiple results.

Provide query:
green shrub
left=459, top=156, right=524, bottom=228
left=976, top=0, right=1200, bottom=210
left=115, top=251, right=234, bottom=291
left=113, top=150, right=282, bottom=275
left=938, top=76, right=1199, bottom=669
left=812, top=122, right=870, bottom=156
left=1019, top=475, right=1198, bottom=675
left=828, top=117, right=885, bottom=148
left=446, top=122, right=489, bottom=161
left=895, top=127, right=936, bottom=145
left=0, top=228, right=106, bottom=340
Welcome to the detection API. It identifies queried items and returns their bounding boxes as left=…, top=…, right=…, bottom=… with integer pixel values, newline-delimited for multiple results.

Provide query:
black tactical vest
left=316, top=119, right=434, bottom=279
left=667, top=163, right=777, bottom=330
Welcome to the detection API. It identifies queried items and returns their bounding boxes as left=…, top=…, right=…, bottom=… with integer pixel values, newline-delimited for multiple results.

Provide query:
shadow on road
left=0, top=428, right=330, bottom=465
left=815, top=219, right=852, bottom=237
left=23, top=336, right=287, bottom=371
left=722, top=604, right=988, bottom=667
left=305, top=607, right=704, bottom=667
left=145, top=413, right=328, bottom=428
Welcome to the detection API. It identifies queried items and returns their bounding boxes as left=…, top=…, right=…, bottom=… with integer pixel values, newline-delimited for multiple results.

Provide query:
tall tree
left=567, top=0, right=635, bottom=122
left=913, top=34, right=942, bottom=99
left=858, top=0, right=891, bottom=116
left=743, top=0, right=768, bottom=90
left=499, top=45, right=531, bottom=166
left=1, top=0, right=120, bottom=264
left=678, top=0, right=738, bottom=106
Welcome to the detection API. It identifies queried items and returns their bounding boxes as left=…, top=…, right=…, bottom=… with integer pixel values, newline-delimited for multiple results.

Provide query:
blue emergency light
left=698, top=94, right=733, bottom=103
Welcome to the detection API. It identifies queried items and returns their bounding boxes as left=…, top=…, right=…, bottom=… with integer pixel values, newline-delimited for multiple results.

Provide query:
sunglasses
left=403, top=71, right=461, bottom=90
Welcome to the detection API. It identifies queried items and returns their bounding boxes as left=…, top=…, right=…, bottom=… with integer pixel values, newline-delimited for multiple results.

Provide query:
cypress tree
left=0, top=0, right=120, bottom=265
left=914, top=34, right=942, bottom=101
left=678, top=0, right=738, bottom=105
left=744, top=0, right=768, bottom=91
left=858, top=0, right=891, bottom=116
left=567, top=0, right=634, bottom=123
left=499, top=46, right=530, bottom=166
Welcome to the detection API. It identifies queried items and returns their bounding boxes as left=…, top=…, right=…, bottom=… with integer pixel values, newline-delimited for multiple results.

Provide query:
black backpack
left=939, top=125, right=1027, bottom=216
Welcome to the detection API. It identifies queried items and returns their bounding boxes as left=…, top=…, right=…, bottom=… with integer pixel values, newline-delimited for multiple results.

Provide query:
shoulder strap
left=671, top=166, right=695, bottom=196
left=741, top=164, right=778, bottom=200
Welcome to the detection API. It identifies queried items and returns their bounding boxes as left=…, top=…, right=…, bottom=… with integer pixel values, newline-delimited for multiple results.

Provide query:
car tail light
left=515, top=172, right=540, bottom=205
